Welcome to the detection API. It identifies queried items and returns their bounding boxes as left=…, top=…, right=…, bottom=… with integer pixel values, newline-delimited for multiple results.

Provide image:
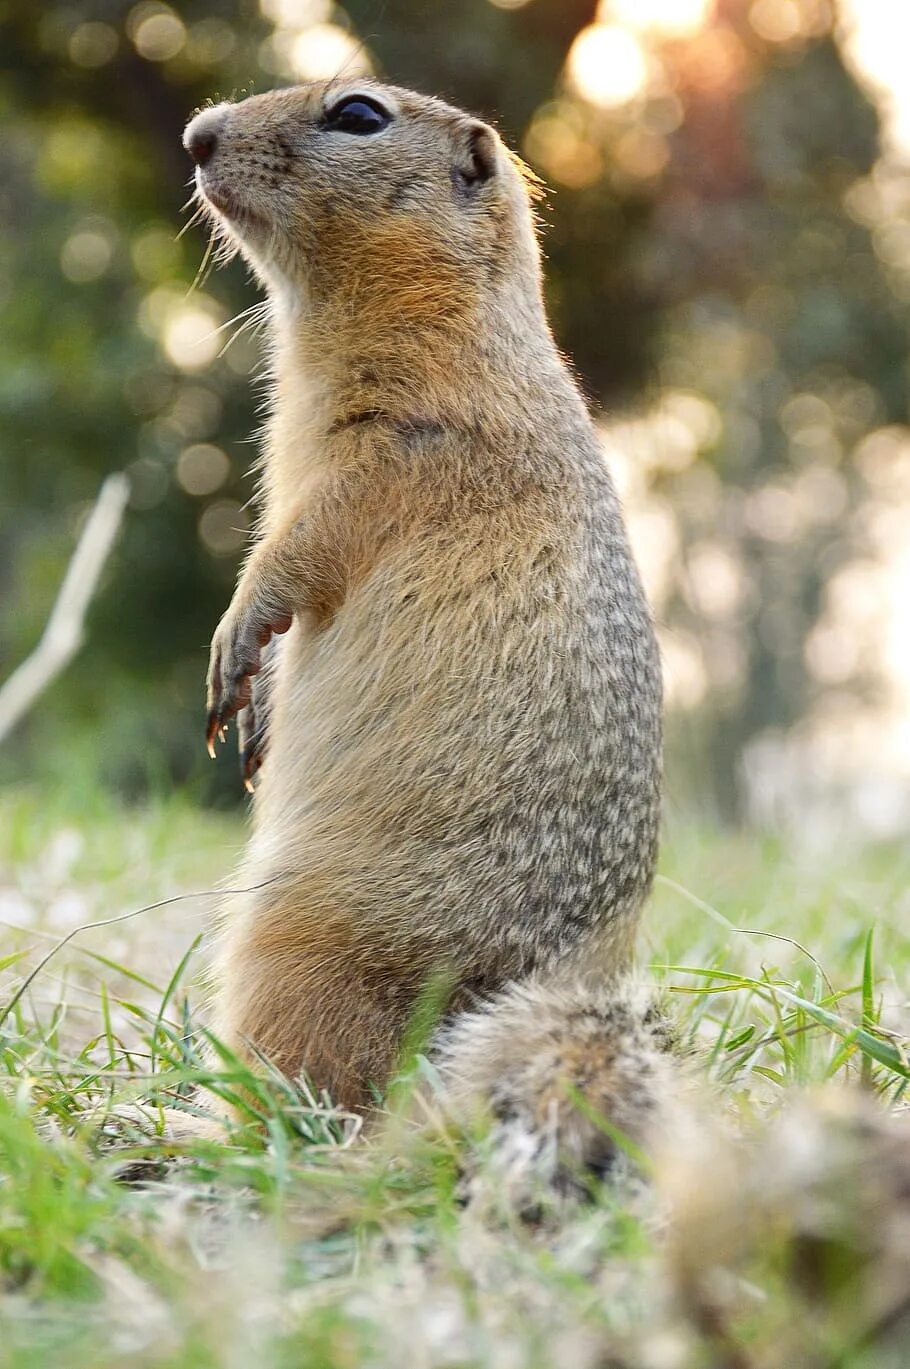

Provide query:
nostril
left=187, top=130, right=217, bottom=167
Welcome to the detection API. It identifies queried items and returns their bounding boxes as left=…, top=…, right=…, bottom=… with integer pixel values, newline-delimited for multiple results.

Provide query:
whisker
left=176, top=199, right=208, bottom=242
left=217, top=303, right=270, bottom=359
left=198, top=300, right=268, bottom=344
left=186, top=222, right=218, bottom=297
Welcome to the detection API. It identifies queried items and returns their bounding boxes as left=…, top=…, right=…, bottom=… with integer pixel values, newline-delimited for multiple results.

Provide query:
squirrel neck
left=264, top=272, right=572, bottom=448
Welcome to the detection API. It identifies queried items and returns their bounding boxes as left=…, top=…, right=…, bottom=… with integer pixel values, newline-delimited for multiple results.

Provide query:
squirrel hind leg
left=431, top=975, right=679, bottom=1201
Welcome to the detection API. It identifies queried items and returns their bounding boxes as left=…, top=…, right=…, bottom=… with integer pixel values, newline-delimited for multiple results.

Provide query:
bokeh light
left=291, top=23, right=370, bottom=81
left=260, top=0, right=331, bottom=25
left=567, top=24, right=649, bottom=109
left=839, top=0, right=910, bottom=156
left=59, top=221, right=116, bottom=283
left=185, top=19, right=236, bottom=67
left=177, top=443, right=230, bottom=497
left=68, top=22, right=118, bottom=68
left=138, top=288, right=225, bottom=372
left=601, top=0, right=712, bottom=39
left=128, top=4, right=186, bottom=62
left=199, top=499, right=249, bottom=556
left=749, top=0, right=812, bottom=43
left=162, top=305, right=223, bottom=372
left=524, top=105, right=604, bottom=189
left=131, top=225, right=181, bottom=283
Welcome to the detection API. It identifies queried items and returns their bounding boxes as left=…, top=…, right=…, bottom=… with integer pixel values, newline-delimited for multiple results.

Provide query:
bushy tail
left=432, top=974, right=678, bottom=1197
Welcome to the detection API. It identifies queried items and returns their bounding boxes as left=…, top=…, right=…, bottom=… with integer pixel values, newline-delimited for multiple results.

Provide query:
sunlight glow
left=749, top=0, right=809, bottom=44
left=839, top=0, right=910, bottom=156
left=567, top=24, right=649, bottom=110
left=524, top=108, right=604, bottom=189
left=139, top=289, right=225, bottom=372
left=600, top=0, right=712, bottom=39
left=290, top=23, right=370, bottom=81
left=659, top=630, right=708, bottom=709
left=884, top=542, right=910, bottom=705
left=259, top=0, right=331, bottom=25
left=163, top=305, right=224, bottom=371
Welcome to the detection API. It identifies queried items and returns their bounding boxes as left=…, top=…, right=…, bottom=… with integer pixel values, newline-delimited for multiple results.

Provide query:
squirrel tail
left=431, top=974, right=677, bottom=1197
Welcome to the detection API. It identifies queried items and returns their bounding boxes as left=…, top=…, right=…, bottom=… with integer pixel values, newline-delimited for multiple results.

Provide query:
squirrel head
left=183, top=81, right=545, bottom=335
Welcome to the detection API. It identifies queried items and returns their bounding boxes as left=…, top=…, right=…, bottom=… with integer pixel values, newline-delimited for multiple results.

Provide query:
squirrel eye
left=323, top=96, right=391, bottom=135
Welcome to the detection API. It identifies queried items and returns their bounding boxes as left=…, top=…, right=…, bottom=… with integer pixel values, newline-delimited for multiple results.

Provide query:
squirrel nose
left=183, top=107, right=226, bottom=167
left=186, top=128, right=217, bottom=166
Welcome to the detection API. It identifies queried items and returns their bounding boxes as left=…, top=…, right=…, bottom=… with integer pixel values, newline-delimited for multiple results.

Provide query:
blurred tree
left=650, top=21, right=907, bottom=815
left=0, top=1, right=274, bottom=799
left=0, top=0, right=907, bottom=823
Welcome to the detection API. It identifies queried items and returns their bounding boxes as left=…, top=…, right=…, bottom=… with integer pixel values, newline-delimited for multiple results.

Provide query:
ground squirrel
left=183, top=80, right=668, bottom=1187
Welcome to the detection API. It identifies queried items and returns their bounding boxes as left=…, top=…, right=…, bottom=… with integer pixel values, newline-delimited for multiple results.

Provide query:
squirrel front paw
left=206, top=581, right=292, bottom=758
left=238, top=692, right=269, bottom=791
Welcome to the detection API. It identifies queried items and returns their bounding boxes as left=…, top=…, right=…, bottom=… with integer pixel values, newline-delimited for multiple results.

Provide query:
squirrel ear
left=454, top=121, right=499, bottom=191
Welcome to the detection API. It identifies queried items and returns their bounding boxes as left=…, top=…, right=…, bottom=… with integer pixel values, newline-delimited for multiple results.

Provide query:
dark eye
left=323, top=96, right=391, bottom=136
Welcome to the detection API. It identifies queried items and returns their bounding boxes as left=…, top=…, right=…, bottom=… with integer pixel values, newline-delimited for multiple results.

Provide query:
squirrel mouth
left=197, top=175, right=266, bottom=231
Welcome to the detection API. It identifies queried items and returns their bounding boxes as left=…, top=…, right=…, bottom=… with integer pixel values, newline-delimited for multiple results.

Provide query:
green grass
left=0, top=787, right=908, bottom=1368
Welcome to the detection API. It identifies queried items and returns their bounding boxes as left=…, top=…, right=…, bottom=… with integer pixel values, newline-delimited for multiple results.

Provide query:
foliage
left=2, top=1, right=909, bottom=817
left=0, top=789, right=908, bottom=1366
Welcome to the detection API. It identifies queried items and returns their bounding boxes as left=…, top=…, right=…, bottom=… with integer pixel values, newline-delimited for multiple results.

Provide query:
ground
left=0, top=785, right=908, bottom=1369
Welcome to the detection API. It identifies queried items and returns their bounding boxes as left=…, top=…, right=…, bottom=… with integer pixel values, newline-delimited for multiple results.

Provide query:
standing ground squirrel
left=183, top=80, right=669, bottom=1188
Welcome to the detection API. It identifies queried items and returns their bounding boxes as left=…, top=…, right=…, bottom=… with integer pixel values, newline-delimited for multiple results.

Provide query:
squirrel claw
left=205, top=711, right=221, bottom=758
left=205, top=711, right=232, bottom=757
left=240, top=741, right=263, bottom=791
left=239, top=687, right=269, bottom=793
left=205, top=586, right=291, bottom=765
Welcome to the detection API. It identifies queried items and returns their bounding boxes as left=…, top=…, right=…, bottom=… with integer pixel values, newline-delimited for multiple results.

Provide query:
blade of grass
left=861, top=927, right=876, bottom=1089
left=757, top=983, right=908, bottom=1080
left=149, top=934, right=202, bottom=1073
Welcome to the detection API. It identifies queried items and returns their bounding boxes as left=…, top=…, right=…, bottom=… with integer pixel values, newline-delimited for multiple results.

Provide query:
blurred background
left=2, top=0, right=909, bottom=839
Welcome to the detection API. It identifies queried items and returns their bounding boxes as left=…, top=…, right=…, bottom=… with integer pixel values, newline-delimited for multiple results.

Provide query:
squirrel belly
left=184, top=78, right=665, bottom=1185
